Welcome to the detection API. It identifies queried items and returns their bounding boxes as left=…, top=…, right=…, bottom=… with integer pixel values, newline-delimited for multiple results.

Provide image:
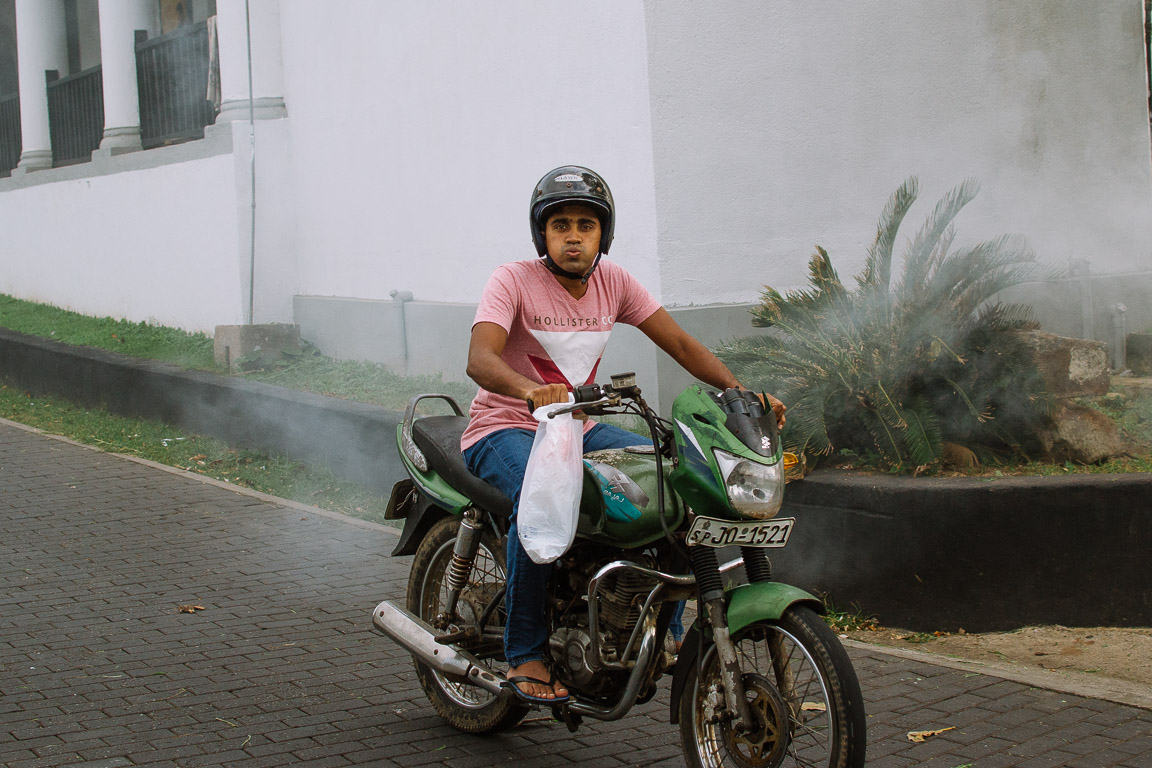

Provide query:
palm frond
left=859, top=176, right=919, bottom=293
left=899, top=398, right=943, bottom=466
left=897, top=178, right=980, bottom=304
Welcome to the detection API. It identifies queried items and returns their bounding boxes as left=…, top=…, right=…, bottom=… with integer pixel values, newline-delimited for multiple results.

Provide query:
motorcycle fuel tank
left=578, top=447, right=684, bottom=549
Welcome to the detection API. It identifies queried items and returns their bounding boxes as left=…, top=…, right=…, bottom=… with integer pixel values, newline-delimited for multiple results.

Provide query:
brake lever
left=546, top=397, right=615, bottom=418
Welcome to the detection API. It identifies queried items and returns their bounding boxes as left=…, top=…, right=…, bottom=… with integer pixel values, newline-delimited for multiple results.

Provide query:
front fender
left=668, top=582, right=823, bottom=725
left=726, top=581, right=822, bottom=634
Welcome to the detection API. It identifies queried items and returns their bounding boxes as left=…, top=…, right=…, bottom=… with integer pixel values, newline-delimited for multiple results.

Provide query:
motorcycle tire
left=405, top=515, right=528, bottom=734
left=678, top=605, right=866, bottom=768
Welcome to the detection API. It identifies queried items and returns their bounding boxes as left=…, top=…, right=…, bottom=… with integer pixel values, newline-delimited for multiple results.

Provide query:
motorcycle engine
left=548, top=547, right=661, bottom=696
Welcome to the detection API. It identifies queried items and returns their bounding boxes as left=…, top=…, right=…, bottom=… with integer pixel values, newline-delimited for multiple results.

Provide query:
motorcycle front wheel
left=679, top=605, right=866, bottom=768
left=405, top=515, right=528, bottom=733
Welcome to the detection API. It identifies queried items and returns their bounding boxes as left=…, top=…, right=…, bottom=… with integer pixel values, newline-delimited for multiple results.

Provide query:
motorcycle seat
left=411, top=415, right=514, bottom=518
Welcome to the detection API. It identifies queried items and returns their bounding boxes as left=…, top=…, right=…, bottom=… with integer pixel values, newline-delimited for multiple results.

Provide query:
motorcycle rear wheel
left=406, top=515, right=528, bottom=733
left=679, top=605, right=866, bottom=768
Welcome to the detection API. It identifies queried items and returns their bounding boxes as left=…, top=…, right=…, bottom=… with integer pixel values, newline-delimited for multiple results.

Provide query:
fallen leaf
left=907, top=726, right=955, bottom=743
left=189, top=454, right=207, bottom=461
left=800, top=702, right=827, bottom=712
left=177, top=604, right=206, bottom=613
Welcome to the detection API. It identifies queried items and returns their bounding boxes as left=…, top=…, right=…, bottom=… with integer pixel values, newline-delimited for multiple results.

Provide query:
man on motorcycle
left=461, top=165, right=785, bottom=704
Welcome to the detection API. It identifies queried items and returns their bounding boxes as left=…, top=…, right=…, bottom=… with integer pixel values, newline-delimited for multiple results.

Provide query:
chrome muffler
left=371, top=599, right=506, bottom=697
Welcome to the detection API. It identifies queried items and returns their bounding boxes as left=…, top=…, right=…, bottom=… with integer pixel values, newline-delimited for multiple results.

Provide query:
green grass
left=821, top=599, right=880, bottom=633
left=0, top=292, right=474, bottom=411
left=242, top=354, right=475, bottom=411
left=0, top=383, right=395, bottom=525
left=0, top=293, right=483, bottom=523
left=0, top=293, right=218, bottom=368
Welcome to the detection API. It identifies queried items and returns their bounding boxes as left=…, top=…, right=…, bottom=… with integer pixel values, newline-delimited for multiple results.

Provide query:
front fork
left=691, top=545, right=777, bottom=734
left=692, top=546, right=755, bottom=732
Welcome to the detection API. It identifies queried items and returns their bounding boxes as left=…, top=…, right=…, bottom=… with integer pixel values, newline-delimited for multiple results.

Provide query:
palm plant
left=719, top=177, right=1052, bottom=470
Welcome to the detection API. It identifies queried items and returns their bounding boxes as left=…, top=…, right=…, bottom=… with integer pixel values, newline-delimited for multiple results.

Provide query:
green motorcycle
left=373, top=372, right=866, bottom=767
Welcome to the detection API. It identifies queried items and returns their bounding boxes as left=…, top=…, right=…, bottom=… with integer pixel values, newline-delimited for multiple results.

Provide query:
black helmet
left=530, top=166, right=615, bottom=259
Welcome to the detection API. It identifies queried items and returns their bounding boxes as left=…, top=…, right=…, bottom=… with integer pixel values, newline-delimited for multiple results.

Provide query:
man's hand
left=765, top=392, right=787, bottom=429
left=749, top=390, right=787, bottom=430
left=524, top=383, right=570, bottom=412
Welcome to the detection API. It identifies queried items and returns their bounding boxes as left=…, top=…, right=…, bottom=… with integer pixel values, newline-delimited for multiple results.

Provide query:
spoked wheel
left=679, top=605, right=866, bottom=768
left=405, top=515, right=527, bottom=733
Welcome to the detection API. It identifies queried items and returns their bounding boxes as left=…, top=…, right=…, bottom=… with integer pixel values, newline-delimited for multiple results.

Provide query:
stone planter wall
left=0, top=329, right=405, bottom=493
left=776, top=469, right=1152, bottom=631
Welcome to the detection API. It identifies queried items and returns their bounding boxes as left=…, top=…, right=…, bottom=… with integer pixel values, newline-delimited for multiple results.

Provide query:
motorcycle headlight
left=712, top=449, right=784, bottom=520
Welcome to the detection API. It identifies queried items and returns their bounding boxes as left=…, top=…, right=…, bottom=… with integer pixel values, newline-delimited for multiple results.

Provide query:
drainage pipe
left=390, top=290, right=413, bottom=373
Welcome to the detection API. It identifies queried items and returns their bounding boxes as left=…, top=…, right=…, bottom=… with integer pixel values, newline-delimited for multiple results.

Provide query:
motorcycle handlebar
left=525, top=373, right=640, bottom=415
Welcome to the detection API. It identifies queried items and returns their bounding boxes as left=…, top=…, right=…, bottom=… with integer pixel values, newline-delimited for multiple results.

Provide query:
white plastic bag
left=518, top=397, right=584, bottom=564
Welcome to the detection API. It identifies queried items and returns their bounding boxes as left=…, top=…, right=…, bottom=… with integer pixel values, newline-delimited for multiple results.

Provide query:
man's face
left=544, top=204, right=602, bottom=277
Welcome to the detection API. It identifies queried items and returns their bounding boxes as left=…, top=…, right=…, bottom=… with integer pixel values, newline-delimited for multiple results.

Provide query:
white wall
left=644, top=0, right=1152, bottom=307
left=277, top=0, right=663, bottom=305
left=76, top=0, right=100, bottom=71
left=2, top=0, right=1150, bottom=350
left=0, top=148, right=244, bottom=331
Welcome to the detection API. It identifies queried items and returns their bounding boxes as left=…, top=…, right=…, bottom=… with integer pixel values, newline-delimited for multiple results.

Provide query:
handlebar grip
left=573, top=383, right=603, bottom=404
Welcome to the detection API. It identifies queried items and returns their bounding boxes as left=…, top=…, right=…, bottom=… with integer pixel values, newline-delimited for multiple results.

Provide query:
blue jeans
left=463, top=422, right=644, bottom=667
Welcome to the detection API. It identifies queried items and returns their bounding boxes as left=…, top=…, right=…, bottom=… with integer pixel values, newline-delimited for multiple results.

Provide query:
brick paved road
left=2, top=420, right=1150, bottom=767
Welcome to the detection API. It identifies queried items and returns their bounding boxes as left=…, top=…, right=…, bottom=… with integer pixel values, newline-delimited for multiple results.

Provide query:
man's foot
left=506, top=660, right=568, bottom=702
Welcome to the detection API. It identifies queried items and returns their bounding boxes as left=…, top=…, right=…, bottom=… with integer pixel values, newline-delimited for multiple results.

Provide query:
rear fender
left=668, top=581, right=823, bottom=724
left=390, top=490, right=450, bottom=557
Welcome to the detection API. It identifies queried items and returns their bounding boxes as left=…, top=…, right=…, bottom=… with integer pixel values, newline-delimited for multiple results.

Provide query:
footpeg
left=554, top=701, right=582, bottom=733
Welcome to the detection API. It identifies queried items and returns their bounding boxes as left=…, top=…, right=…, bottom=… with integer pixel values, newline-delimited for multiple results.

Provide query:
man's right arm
left=466, top=322, right=569, bottom=411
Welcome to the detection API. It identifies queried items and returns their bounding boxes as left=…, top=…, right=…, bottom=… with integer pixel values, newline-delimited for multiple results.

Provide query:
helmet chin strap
left=542, top=253, right=602, bottom=284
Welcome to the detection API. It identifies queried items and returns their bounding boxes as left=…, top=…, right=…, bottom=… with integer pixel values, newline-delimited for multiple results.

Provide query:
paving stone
left=2, top=421, right=1151, bottom=768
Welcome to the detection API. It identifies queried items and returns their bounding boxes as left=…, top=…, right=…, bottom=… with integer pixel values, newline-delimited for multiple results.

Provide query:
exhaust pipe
left=371, top=600, right=506, bottom=697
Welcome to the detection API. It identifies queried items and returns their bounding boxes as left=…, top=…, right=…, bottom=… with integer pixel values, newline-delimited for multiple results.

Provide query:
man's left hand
left=748, top=390, right=787, bottom=429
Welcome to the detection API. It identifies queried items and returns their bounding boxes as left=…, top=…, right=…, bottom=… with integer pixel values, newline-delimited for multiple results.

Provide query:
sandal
left=502, top=672, right=570, bottom=704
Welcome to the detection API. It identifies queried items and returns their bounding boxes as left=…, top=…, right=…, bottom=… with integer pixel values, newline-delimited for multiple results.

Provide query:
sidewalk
left=2, top=419, right=1150, bottom=767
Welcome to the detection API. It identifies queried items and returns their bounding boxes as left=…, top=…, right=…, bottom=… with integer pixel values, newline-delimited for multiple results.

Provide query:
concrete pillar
left=214, top=0, right=286, bottom=122
left=96, top=0, right=157, bottom=152
left=13, top=0, right=67, bottom=171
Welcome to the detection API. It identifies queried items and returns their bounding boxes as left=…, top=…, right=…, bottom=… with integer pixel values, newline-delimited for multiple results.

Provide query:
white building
left=1, top=1, right=1150, bottom=404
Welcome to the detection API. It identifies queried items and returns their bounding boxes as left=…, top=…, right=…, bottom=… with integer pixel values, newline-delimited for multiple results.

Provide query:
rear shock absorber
left=437, top=508, right=484, bottom=629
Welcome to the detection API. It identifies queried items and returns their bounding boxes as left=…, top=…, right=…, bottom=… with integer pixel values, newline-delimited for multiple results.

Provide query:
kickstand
left=552, top=701, right=581, bottom=733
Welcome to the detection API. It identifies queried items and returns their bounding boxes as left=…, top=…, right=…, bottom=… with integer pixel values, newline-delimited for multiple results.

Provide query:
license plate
left=685, top=516, right=795, bottom=548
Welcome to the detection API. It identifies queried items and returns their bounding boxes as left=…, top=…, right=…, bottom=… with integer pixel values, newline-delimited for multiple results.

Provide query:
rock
left=941, top=442, right=979, bottom=468
left=1128, top=333, right=1152, bottom=377
left=213, top=324, right=302, bottom=371
left=1016, top=331, right=1109, bottom=397
left=1037, top=403, right=1127, bottom=464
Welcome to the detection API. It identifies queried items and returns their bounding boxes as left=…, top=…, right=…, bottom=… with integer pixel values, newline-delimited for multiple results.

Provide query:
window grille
left=0, top=92, right=19, bottom=176
left=135, top=21, right=215, bottom=149
left=46, top=66, right=104, bottom=166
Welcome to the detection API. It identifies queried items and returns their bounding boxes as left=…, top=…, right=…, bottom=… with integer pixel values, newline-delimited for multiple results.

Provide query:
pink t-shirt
left=460, top=259, right=661, bottom=450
